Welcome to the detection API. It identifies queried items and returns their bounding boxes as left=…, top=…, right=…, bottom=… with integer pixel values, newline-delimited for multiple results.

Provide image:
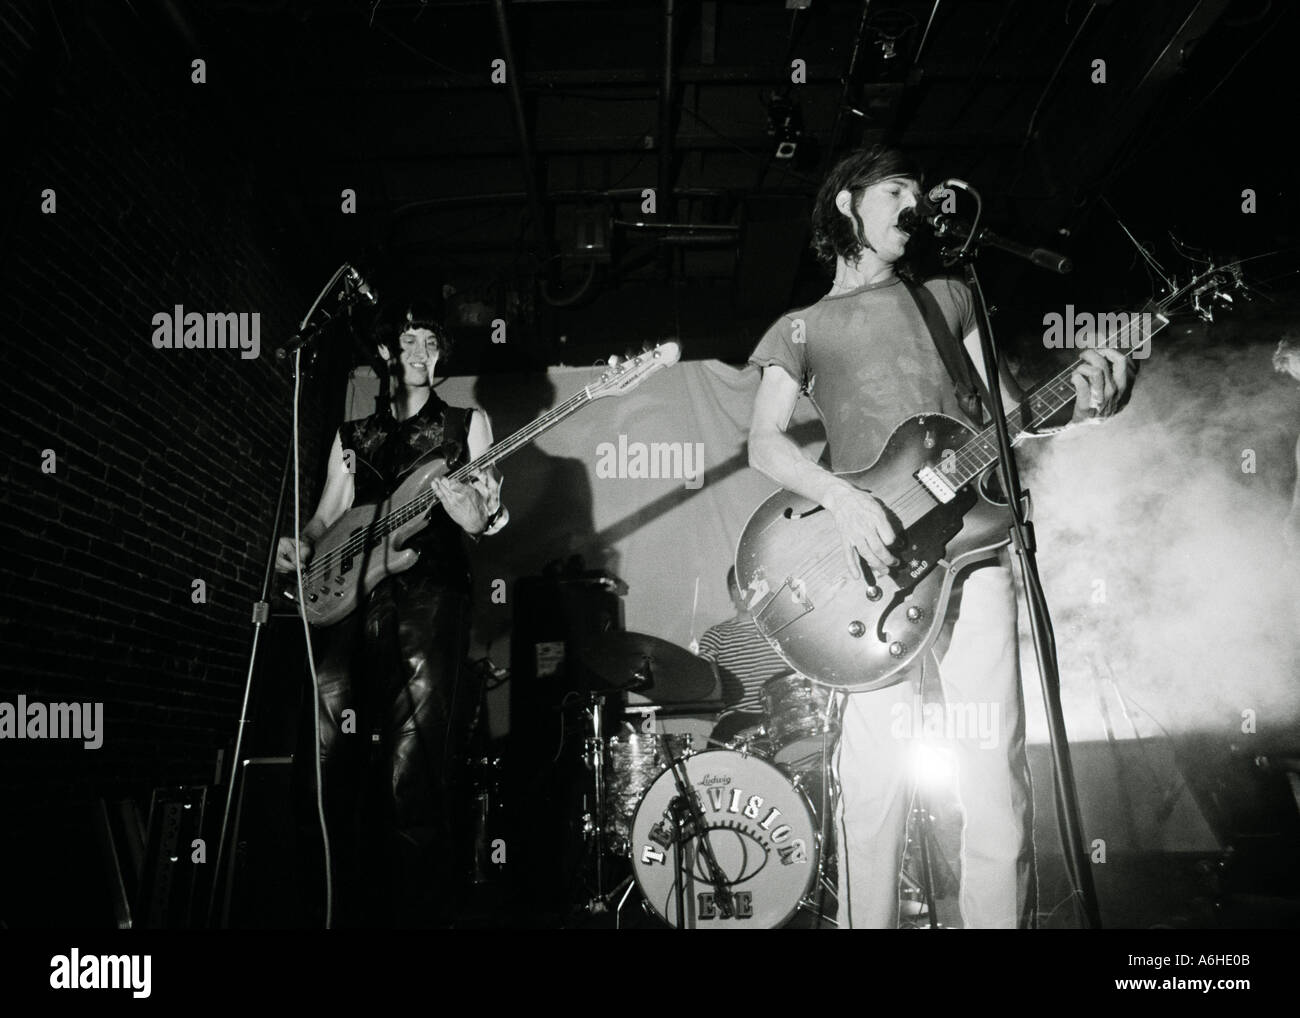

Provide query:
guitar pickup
left=754, top=577, right=815, bottom=636
left=916, top=465, right=957, bottom=504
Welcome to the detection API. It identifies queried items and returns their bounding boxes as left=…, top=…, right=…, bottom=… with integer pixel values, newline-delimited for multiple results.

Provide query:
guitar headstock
left=587, top=341, right=682, bottom=399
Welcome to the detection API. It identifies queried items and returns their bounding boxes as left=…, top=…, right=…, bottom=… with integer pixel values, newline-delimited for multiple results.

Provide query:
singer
left=745, top=145, right=1133, bottom=928
left=275, top=300, right=507, bottom=927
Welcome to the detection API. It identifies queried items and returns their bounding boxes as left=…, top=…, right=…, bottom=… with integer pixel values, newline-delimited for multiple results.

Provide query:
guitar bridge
left=754, top=577, right=815, bottom=636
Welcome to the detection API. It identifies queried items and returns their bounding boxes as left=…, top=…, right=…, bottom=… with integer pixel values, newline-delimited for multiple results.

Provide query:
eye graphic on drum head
left=630, top=749, right=817, bottom=929
left=689, top=821, right=769, bottom=885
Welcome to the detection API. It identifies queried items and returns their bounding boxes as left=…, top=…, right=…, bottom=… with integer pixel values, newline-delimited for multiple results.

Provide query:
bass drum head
left=629, top=749, right=816, bottom=929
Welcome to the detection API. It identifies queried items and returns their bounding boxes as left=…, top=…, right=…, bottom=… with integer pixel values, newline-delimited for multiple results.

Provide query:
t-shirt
left=748, top=275, right=979, bottom=471
left=697, top=615, right=791, bottom=713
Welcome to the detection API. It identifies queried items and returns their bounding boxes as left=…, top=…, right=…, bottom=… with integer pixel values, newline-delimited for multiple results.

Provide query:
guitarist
left=746, top=146, right=1133, bottom=928
left=275, top=302, right=506, bottom=927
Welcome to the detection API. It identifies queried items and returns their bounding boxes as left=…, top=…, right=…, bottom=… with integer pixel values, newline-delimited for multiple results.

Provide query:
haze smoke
left=1016, top=320, right=1300, bottom=747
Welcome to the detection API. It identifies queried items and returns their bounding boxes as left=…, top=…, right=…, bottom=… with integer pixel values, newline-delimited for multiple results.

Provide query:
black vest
left=340, top=392, right=474, bottom=593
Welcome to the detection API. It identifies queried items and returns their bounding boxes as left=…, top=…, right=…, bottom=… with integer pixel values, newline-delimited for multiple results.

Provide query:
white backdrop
left=347, top=358, right=826, bottom=735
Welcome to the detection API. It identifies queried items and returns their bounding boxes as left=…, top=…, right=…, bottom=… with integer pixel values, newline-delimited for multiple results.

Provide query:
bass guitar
left=287, top=341, right=680, bottom=626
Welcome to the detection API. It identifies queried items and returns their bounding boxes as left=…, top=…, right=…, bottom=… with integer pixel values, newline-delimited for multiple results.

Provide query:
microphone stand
left=205, top=263, right=367, bottom=928
left=935, top=183, right=1102, bottom=930
left=636, top=656, right=734, bottom=928
left=660, top=740, right=735, bottom=928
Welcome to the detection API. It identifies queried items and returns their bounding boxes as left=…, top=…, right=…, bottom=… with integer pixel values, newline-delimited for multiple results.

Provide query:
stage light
left=910, top=742, right=958, bottom=793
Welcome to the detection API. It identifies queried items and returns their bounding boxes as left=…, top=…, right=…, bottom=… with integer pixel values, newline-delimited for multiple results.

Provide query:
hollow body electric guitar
left=288, top=342, right=680, bottom=626
left=736, top=306, right=1173, bottom=692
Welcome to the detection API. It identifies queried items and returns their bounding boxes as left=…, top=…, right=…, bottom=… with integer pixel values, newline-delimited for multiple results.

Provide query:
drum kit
left=574, top=632, right=843, bottom=929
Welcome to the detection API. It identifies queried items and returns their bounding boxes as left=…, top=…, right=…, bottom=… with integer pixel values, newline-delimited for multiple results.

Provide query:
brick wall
left=0, top=1, right=334, bottom=920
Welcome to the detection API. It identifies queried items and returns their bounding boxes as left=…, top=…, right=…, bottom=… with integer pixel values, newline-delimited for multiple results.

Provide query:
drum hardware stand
left=902, top=796, right=942, bottom=929
left=791, top=694, right=844, bottom=928
left=577, top=662, right=656, bottom=916
left=580, top=691, right=612, bottom=912
left=613, top=875, right=639, bottom=929
left=587, top=874, right=635, bottom=919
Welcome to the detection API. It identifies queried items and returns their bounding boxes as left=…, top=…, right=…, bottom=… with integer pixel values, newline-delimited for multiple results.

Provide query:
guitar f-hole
left=875, top=590, right=905, bottom=643
left=784, top=504, right=825, bottom=521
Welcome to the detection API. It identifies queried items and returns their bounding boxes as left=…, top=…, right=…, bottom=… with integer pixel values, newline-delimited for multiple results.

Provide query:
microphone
left=897, top=205, right=1073, bottom=275
left=276, top=263, right=378, bottom=360
left=344, top=266, right=378, bottom=305
left=897, top=178, right=960, bottom=230
left=897, top=206, right=929, bottom=233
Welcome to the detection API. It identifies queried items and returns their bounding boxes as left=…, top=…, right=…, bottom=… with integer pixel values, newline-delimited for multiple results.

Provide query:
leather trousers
left=302, top=573, right=473, bottom=927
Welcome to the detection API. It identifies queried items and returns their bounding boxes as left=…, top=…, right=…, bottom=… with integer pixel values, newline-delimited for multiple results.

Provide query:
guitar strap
left=445, top=406, right=475, bottom=470
left=902, top=279, right=993, bottom=426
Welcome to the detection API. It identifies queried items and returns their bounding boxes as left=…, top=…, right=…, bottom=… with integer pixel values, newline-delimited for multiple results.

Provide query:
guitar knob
left=889, top=641, right=906, bottom=658
left=847, top=621, right=866, bottom=638
left=865, top=585, right=883, bottom=601
left=906, top=606, right=924, bottom=622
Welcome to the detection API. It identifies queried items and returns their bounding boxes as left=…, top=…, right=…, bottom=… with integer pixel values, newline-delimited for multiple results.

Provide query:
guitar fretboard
left=378, top=386, right=597, bottom=539
left=940, top=306, right=1169, bottom=488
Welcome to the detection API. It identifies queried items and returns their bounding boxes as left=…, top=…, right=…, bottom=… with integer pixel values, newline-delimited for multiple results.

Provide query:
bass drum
left=629, top=749, right=817, bottom=928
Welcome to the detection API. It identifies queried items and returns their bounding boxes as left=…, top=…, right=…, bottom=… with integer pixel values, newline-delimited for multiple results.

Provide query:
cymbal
left=577, top=632, right=717, bottom=704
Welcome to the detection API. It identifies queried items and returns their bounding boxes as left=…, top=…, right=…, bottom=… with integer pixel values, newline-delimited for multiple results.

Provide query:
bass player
left=275, top=302, right=506, bottom=927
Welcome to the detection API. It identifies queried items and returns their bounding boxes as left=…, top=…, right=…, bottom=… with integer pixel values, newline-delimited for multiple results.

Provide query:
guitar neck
left=396, top=386, right=597, bottom=519
left=943, top=301, right=1171, bottom=488
left=449, top=387, right=595, bottom=482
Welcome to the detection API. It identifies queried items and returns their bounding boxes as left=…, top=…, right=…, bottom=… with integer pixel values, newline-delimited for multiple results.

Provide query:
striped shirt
left=697, top=615, right=790, bottom=713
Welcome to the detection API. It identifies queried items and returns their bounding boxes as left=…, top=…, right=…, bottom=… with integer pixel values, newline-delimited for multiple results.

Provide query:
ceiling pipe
left=821, top=0, right=874, bottom=176
left=658, top=0, right=678, bottom=275
left=913, top=0, right=942, bottom=67
left=489, top=0, right=552, bottom=269
left=615, top=220, right=739, bottom=247
left=658, top=0, right=676, bottom=222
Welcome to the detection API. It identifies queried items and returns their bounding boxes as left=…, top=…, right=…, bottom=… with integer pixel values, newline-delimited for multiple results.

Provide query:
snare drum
left=630, top=749, right=817, bottom=928
left=761, top=673, right=839, bottom=772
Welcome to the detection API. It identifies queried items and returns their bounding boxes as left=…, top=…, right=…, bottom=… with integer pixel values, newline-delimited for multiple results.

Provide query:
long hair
left=810, top=145, right=924, bottom=276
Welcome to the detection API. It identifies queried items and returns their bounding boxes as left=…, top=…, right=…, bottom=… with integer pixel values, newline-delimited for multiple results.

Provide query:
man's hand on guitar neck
left=1069, top=348, right=1133, bottom=424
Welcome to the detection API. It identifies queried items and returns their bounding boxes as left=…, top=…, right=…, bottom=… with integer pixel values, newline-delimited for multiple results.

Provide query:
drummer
left=697, top=567, right=792, bottom=737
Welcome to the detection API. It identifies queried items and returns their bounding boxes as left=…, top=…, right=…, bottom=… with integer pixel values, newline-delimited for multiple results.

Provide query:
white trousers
left=834, top=559, right=1036, bottom=928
